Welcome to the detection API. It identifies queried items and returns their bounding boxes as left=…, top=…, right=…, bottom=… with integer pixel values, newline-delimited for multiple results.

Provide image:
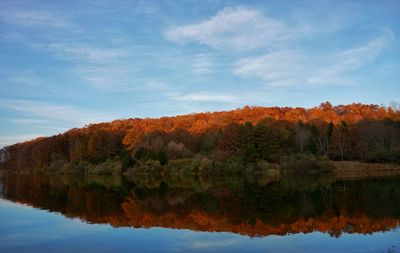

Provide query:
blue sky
left=0, top=0, right=399, bottom=147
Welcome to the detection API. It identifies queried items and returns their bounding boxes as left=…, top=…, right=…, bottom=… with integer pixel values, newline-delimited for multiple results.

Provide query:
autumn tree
left=2, top=102, right=400, bottom=173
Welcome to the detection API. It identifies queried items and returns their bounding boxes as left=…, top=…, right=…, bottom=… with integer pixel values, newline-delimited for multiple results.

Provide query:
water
left=0, top=174, right=399, bottom=252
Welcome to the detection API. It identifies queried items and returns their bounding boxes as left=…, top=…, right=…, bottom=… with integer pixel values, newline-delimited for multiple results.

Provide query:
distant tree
left=389, top=101, right=400, bottom=112
left=156, top=149, right=168, bottom=165
left=330, top=122, right=346, bottom=160
left=294, top=122, right=311, bottom=153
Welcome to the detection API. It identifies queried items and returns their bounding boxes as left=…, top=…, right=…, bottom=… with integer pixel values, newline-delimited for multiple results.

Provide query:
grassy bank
left=333, top=161, right=400, bottom=179
left=2, top=155, right=400, bottom=180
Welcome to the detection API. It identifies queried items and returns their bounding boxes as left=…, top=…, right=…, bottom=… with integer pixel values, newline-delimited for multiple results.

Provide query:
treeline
left=1, top=102, right=400, bottom=173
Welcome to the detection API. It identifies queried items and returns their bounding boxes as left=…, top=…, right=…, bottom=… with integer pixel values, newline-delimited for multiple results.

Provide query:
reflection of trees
left=1, top=174, right=400, bottom=237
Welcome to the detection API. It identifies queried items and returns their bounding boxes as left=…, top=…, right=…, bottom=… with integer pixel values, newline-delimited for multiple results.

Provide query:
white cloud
left=0, top=31, right=26, bottom=42
left=176, top=92, right=237, bottom=103
left=167, top=90, right=275, bottom=105
left=164, top=5, right=360, bottom=52
left=0, top=10, right=73, bottom=29
left=165, top=6, right=295, bottom=51
left=234, top=51, right=306, bottom=87
left=141, top=81, right=171, bottom=91
left=73, top=65, right=136, bottom=89
left=8, top=118, right=50, bottom=125
left=192, top=54, right=213, bottom=74
left=307, top=29, right=394, bottom=85
left=32, top=43, right=133, bottom=89
left=45, top=43, right=129, bottom=62
left=234, top=29, right=394, bottom=87
left=189, top=239, right=238, bottom=249
left=0, top=134, right=44, bottom=148
left=135, top=0, right=158, bottom=15
left=0, top=99, right=112, bottom=126
left=7, top=70, right=43, bottom=87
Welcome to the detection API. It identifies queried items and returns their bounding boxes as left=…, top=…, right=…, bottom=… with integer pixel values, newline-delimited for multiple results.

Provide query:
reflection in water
left=1, top=174, right=400, bottom=238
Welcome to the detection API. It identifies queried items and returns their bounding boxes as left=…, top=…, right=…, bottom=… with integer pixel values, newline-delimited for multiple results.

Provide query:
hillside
left=1, top=102, right=399, bottom=174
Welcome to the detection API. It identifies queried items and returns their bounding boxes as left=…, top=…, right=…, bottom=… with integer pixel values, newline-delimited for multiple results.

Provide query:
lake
left=0, top=173, right=399, bottom=253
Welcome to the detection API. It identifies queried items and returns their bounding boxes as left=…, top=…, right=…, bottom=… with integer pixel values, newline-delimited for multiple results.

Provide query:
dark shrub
left=364, top=148, right=397, bottom=163
left=280, top=154, right=333, bottom=174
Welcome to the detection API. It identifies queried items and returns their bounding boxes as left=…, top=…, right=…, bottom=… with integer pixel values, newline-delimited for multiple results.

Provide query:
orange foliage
left=121, top=102, right=399, bottom=152
left=1, top=102, right=399, bottom=171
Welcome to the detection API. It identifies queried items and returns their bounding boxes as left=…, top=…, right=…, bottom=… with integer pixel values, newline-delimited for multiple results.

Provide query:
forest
left=1, top=102, right=400, bottom=174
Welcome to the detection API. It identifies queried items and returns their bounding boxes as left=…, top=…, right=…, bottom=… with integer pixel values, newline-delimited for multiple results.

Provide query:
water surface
left=0, top=174, right=399, bottom=252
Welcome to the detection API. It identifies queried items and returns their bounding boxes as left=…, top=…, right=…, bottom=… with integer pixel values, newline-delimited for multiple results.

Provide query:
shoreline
left=1, top=161, right=400, bottom=181
left=333, top=161, right=400, bottom=180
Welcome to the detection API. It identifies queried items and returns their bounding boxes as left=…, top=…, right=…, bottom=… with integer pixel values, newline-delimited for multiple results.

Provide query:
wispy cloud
left=307, top=29, right=394, bottom=85
left=189, top=239, right=238, bottom=249
left=165, top=6, right=296, bottom=51
left=0, top=31, right=26, bottom=42
left=140, top=81, right=171, bottom=92
left=0, top=134, right=44, bottom=148
left=167, top=90, right=276, bottom=105
left=164, top=5, right=358, bottom=53
left=234, top=50, right=305, bottom=87
left=134, top=0, right=158, bottom=15
left=42, top=43, right=129, bottom=62
left=32, top=43, right=134, bottom=89
left=7, top=118, right=50, bottom=125
left=0, top=10, right=74, bottom=29
left=192, top=54, right=213, bottom=75
left=177, top=92, right=237, bottom=102
left=0, top=99, right=112, bottom=126
left=73, top=65, right=136, bottom=89
left=234, top=29, right=394, bottom=87
left=6, top=70, right=44, bottom=87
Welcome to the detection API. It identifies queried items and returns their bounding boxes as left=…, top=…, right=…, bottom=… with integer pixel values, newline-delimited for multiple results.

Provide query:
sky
left=0, top=0, right=399, bottom=147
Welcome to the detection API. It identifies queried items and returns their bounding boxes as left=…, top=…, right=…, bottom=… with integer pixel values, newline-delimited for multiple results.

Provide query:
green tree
left=156, top=149, right=168, bottom=165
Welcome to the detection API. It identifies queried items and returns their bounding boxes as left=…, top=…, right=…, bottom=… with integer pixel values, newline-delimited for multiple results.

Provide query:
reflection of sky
left=0, top=198, right=399, bottom=253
